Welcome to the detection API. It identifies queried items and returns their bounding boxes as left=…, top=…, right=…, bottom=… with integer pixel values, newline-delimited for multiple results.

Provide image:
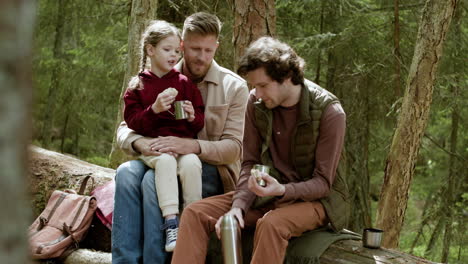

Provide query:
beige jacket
left=117, top=60, right=249, bottom=192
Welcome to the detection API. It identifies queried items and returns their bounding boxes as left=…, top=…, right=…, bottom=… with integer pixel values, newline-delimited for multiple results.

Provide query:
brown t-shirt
left=232, top=94, right=346, bottom=213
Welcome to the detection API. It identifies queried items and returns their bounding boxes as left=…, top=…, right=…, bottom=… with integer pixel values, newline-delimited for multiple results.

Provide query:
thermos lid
left=221, top=214, right=238, bottom=229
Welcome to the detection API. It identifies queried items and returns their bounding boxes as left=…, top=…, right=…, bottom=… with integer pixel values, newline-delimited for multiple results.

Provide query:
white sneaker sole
left=165, top=241, right=176, bottom=252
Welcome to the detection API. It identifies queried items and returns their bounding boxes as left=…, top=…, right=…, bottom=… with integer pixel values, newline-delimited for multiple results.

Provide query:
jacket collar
left=297, top=83, right=311, bottom=124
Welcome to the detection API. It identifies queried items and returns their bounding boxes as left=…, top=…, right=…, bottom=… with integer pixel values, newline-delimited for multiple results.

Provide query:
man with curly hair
left=171, top=37, right=350, bottom=264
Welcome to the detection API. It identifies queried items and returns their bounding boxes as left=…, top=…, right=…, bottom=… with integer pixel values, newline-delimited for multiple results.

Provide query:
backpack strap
left=78, top=175, right=94, bottom=195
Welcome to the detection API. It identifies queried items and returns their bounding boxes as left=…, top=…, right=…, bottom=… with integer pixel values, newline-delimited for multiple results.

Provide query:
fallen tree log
left=30, top=146, right=439, bottom=264
left=64, top=239, right=439, bottom=264
left=29, top=146, right=115, bottom=216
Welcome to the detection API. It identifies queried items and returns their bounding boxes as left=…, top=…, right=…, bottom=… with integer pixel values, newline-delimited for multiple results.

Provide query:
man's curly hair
left=237, top=37, right=305, bottom=85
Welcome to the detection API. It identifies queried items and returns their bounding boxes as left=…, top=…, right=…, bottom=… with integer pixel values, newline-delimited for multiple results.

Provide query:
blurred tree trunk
left=41, top=0, right=66, bottom=148
left=441, top=92, right=458, bottom=262
left=393, top=0, right=402, bottom=98
left=376, top=0, right=459, bottom=248
left=233, top=0, right=276, bottom=69
left=441, top=6, right=462, bottom=261
left=424, top=214, right=444, bottom=258
left=0, top=0, right=35, bottom=263
left=409, top=192, right=435, bottom=253
left=314, top=0, right=324, bottom=85
left=109, top=0, right=158, bottom=168
left=326, top=2, right=371, bottom=232
left=344, top=75, right=371, bottom=233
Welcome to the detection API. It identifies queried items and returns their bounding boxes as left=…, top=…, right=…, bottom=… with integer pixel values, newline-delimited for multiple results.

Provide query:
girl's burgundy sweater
left=123, top=69, right=204, bottom=139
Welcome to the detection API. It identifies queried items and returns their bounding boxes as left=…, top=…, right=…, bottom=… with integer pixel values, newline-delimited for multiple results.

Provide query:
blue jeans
left=112, top=159, right=223, bottom=264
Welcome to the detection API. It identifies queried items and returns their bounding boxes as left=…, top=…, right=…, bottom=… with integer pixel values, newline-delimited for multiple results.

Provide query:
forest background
left=30, top=0, right=466, bottom=263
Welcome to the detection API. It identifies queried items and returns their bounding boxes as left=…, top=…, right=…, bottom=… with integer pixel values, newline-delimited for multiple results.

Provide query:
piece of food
left=162, top=87, right=178, bottom=97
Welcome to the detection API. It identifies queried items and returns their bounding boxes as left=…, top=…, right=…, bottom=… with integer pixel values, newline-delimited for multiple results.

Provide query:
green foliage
left=33, top=0, right=128, bottom=158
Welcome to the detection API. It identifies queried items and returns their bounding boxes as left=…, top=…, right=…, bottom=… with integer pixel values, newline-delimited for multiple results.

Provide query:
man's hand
left=215, top=208, right=244, bottom=239
left=132, top=137, right=178, bottom=157
left=149, top=136, right=201, bottom=155
left=248, top=171, right=285, bottom=197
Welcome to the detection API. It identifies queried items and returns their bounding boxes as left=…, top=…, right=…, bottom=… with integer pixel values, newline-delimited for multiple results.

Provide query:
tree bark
left=376, top=0, right=458, bottom=248
left=108, top=0, right=158, bottom=168
left=0, top=1, right=36, bottom=263
left=63, top=238, right=440, bottom=264
left=41, top=0, right=66, bottom=148
left=233, top=0, right=276, bottom=69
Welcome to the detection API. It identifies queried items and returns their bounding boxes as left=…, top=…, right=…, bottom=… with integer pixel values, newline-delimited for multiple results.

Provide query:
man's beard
left=187, top=61, right=209, bottom=83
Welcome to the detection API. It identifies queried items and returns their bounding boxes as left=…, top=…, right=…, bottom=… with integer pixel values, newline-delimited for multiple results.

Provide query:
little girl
left=123, top=20, right=204, bottom=252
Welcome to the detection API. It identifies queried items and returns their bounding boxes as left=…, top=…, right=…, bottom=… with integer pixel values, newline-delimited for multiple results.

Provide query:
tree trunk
left=441, top=5, right=463, bottom=260
left=409, top=192, right=435, bottom=253
left=375, top=0, right=458, bottom=248
left=424, top=214, right=444, bottom=258
left=233, top=0, right=276, bottom=69
left=326, top=6, right=371, bottom=231
left=341, top=75, right=371, bottom=233
left=108, top=0, right=158, bottom=168
left=314, top=0, right=324, bottom=85
left=440, top=78, right=460, bottom=264
left=393, top=0, right=402, bottom=98
left=0, top=1, right=36, bottom=263
left=41, top=0, right=66, bottom=148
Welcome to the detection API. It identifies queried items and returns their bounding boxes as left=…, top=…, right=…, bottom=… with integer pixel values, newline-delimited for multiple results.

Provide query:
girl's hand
left=183, top=100, right=195, bottom=122
left=152, top=93, right=175, bottom=114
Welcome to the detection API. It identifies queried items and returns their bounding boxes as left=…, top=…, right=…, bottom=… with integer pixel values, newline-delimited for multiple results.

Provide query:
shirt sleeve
left=116, top=121, right=143, bottom=156
left=232, top=94, right=260, bottom=213
left=276, top=103, right=346, bottom=204
left=123, top=88, right=161, bottom=137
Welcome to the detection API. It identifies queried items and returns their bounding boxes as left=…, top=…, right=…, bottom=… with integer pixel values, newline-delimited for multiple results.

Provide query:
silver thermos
left=221, top=214, right=243, bottom=264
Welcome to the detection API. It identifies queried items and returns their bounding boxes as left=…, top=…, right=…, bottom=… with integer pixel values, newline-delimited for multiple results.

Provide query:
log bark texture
left=29, top=146, right=115, bottom=216
left=31, top=147, right=437, bottom=263
left=376, top=0, right=458, bottom=248
left=62, top=240, right=440, bottom=264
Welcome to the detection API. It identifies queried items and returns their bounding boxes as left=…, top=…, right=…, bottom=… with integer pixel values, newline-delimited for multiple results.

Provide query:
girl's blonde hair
left=128, top=20, right=181, bottom=90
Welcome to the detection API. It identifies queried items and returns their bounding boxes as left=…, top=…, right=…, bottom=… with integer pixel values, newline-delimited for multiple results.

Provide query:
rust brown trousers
left=171, top=191, right=328, bottom=264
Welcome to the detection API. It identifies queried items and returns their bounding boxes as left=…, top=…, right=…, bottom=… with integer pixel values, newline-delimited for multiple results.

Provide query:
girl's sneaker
left=161, top=218, right=179, bottom=252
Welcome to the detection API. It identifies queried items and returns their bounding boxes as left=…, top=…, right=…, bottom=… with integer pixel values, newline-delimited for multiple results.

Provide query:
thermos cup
left=251, top=164, right=270, bottom=187
left=221, top=214, right=242, bottom=264
left=362, top=228, right=384, bottom=249
left=174, top=101, right=188, bottom=120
